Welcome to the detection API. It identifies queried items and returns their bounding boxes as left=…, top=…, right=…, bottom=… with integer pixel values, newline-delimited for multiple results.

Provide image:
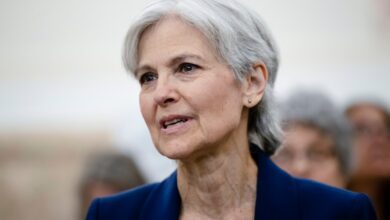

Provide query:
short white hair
left=123, top=0, right=282, bottom=154
left=279, top=90, right=353, bottom=176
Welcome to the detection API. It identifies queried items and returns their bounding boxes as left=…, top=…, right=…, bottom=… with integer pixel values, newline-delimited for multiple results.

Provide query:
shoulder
left=294, top=178, right=376, bottom=219
left=86, top=171, right=180, bottom=220
left=86, top=183, right=158, bottom=220
left=256, top=148, right=376, bottom=219
left=254, top=147, right=376, bottom=219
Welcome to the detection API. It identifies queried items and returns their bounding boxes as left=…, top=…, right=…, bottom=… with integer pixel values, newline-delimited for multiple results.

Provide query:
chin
left=155, top=141, right=199, bottom=161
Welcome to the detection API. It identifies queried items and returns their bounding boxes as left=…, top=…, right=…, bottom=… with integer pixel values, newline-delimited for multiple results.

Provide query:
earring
left=248, top=99, right=252, bottom=104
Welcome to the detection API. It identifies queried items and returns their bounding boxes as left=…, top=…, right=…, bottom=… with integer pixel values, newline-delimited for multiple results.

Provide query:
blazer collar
left=140, top=171, right=181, bottom=219
left=140, top=146, right=300, bottom=220
left=252, top=146, right=300, bottom=220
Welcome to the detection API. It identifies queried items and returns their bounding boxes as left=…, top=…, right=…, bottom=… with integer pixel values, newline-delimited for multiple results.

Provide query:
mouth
left=159, top=115, right=192, bottom=130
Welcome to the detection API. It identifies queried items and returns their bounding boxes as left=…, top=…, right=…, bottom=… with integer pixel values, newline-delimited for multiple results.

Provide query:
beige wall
left=0, top=129, right=112, bottom=220
left=0, top=0, right=389, bottom=131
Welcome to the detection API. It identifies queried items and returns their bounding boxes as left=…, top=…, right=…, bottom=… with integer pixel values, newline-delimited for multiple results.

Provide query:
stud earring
left=248, top=99, right=252, bottom=104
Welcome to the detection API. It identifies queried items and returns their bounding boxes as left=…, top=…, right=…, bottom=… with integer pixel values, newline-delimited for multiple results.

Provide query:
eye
left=177, top=63, right=199, bottom=73
left=307, top=148, right=333, bottom=161
left=139, top=72, right=157, bottom=85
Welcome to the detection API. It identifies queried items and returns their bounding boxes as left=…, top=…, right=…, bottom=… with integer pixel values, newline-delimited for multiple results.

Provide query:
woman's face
left=136, top=17, right=248, bottom=160
left=273, top=124, right=346, bottom=188
left=347, top=105, right=390, bottom=179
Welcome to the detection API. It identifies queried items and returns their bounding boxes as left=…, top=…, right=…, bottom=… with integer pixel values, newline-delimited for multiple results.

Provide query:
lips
left=159, top=115, right=192, bottom=129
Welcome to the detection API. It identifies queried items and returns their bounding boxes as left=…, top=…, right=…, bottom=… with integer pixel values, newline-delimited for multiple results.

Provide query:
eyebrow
left=168, top=54, right=205, bottom=66
left=135, top=53, right=206, bottom=77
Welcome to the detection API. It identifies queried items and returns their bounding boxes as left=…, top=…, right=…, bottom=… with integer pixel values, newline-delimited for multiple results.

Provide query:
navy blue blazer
left=86, top=147, right=376, bottom=220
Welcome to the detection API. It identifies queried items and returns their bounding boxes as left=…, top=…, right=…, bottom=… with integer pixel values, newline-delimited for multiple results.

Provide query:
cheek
left=195, top=86, right=240, bottom=115
left=321, top=161, right=342, bottom=177
left=203, top=77, right=241, bottom=107
left=194, top=83, right=243, bottom=131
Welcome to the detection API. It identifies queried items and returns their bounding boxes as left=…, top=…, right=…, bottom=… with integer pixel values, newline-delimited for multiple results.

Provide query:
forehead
left=137, top=16, right=217, bottom=62
left=348, top=105, right=386, bottom=125
left=284, top=123, right=334, bottom=149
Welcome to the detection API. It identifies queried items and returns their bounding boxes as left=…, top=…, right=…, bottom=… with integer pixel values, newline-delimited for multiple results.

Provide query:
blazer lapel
left=254, top=147, right=301, bottom=220
left=139, top=172, right=181, bottom=219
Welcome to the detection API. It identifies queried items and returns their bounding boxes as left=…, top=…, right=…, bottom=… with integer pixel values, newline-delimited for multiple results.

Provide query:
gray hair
left=123, top=0, right=282, bottom=155
left=78, top=151, right=145, bottom=219
left=279, top=90, right=352, bottom=176
left=79, top=152, right=145, bottom=192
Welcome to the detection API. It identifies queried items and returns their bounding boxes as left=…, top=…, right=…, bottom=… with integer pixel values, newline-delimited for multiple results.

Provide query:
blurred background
left=0, top=0, right=389, bottom=219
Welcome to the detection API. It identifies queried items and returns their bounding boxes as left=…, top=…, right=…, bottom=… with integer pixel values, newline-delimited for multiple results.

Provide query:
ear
left=242, top=61, right=268, bottom=108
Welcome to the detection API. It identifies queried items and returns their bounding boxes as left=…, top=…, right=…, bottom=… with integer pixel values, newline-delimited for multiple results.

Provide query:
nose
left=153, top=76, right=179, bottom=106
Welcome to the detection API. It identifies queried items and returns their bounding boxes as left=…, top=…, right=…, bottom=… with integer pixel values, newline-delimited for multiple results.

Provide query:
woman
left=273, top=90, right=352, bottom=188
left=345, top=100, right=390, bottom=220
left=87, top=0, right=376, bottom=219
left=79, top=151, right=145, bottom=220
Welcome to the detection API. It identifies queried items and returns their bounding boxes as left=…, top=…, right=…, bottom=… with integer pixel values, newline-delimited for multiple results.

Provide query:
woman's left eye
left=177, top=63, right=199, bottom=73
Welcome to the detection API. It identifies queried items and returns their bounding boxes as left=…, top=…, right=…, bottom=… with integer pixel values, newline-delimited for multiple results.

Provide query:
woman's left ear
left=242, top=62, right=268, bottom=107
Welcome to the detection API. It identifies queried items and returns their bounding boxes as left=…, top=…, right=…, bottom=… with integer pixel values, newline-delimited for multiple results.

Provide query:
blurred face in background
left=85, top=182, right=119, bottom=201
left=273, top=123, right=346, bottom=188
left=346, top=104, right=390, bottom=180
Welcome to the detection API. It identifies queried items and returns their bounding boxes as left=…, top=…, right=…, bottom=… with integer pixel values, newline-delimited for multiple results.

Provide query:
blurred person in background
left=78, top=151, right=145, bottom=220
left=345, top=100, right=390, bottom=220
left=273, top=90, right=352, bottom=188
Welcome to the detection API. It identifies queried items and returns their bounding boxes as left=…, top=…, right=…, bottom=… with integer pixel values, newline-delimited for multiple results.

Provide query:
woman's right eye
left=139, top=72, right=157, bottom=85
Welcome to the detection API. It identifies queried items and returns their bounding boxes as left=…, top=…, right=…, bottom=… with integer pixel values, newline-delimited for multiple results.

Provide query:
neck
left=177, top=141, right=258, bottom=220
